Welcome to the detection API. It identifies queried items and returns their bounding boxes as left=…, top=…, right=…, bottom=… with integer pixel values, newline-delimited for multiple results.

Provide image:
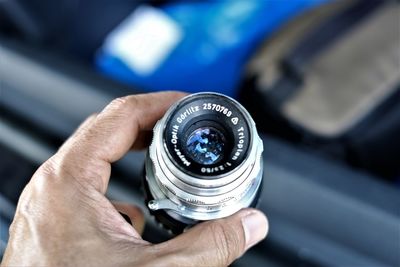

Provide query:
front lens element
left=186, top=127, right=225, bottom=165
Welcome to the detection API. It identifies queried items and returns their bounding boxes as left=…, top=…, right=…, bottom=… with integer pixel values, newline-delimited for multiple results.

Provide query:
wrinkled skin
left=1, top=92, right=268, bottom=267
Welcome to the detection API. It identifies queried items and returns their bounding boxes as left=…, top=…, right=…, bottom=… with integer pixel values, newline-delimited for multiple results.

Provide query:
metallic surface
left=145, top=93, right=263, bottom=221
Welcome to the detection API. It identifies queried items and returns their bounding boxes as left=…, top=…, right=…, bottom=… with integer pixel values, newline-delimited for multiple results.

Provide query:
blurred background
left=0, top=0, right=399, bottom=266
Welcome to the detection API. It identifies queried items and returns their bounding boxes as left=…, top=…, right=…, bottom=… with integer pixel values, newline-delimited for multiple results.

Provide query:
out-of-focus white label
left=104, top=5, right=182, bottom=76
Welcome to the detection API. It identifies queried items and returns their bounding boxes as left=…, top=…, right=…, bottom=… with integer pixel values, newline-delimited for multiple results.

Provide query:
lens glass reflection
left=186, top=127, right=225, bottom=165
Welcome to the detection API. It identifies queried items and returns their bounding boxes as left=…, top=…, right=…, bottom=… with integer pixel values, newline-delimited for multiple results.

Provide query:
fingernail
left=241, top=211, right=268, bottom=250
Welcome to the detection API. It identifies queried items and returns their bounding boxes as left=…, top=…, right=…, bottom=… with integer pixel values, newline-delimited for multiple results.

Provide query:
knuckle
left=87, top=112, right=98, bottom=119
left=37, top=153, right=105, bottom=193
left=109, top=96, right=129, bottom=108
left=36, top=159, right=56, bottom=177
left=31, top=159, right=61, bottom=190
left=29, top=160, right=61, bottom=193
left=107, top=96, right=138, bottom=113
left=76, top=113, right=98, bottom=133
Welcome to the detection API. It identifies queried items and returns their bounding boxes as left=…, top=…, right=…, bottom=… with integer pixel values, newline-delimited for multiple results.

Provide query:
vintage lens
left=144, top=92, right=263, bottom=234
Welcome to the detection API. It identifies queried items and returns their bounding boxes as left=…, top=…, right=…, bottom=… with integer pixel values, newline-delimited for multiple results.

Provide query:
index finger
left=54, top=91, right=186, bottom=193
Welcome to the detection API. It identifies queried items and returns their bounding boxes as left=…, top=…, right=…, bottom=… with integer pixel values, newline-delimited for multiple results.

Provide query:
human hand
left=1, top=92, right=268, bottom=267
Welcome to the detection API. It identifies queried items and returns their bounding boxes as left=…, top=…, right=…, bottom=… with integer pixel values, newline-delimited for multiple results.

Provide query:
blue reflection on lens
left=186, top=127, right=224, bottom=165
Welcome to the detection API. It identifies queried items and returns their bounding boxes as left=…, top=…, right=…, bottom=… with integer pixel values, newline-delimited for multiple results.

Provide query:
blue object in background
left=96, top=0, right=327, bottom=97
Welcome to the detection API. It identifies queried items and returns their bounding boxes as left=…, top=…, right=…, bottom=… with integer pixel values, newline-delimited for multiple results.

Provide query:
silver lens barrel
left=144, top=92, right=263, bottom=228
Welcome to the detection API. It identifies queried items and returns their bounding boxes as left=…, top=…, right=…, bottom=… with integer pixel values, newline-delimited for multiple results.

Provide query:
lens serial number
left=202, top=103, right=232, bottom=117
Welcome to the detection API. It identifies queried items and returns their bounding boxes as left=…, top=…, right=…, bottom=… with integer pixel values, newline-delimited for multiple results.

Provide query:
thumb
left=161, top=209, right=268, bottom=267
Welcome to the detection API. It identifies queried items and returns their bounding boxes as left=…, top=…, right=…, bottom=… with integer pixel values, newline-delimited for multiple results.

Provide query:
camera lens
left=144, top=92, right=263, bottom=234
left=185, top=127, right=225, bottom=165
